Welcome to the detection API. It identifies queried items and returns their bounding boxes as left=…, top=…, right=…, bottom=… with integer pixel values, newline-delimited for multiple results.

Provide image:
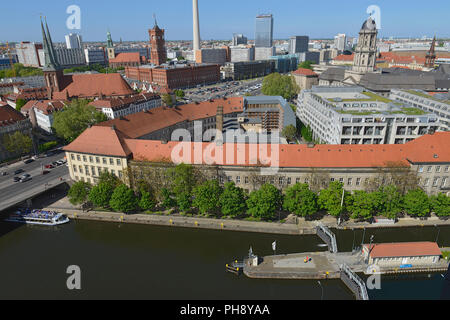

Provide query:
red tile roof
left=63, top=125, right=132, bottom=157
left=21, top=100, right=67, bottom=115
left=404, top=132, right=450, bottom=164
left=96, top=97, right=244, bottom=139
left=0, top=104, right=27, bottom=127
left=364, top=242, right=441, bottom=258
left=293, top=68, right=318, bottom=76
left=109, top=52, right=143, bottom=64
left=52, top=74, right=134, bottom=100
left=90, top=93, right=160, bottom=111
left=334, top=53, right=355, bottom=62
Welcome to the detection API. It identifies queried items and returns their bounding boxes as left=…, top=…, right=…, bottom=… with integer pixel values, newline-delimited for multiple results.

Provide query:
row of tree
left=0, top=63, right=43, bottom=79
left=68, top=164, right=450, bottom=220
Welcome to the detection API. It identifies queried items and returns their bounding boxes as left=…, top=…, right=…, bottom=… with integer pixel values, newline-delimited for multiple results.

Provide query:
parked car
left=1, top=172, right=8, bottom=176
left=14, top=169, right=24, bottom=175
left=45, top=164, right=55, bottom=169
left=23, top=159, right=34, bottom=164
left=42, top=170, right=50, bottom=175
left=13, top=177, right=21, bottom=182
left=20, top=174, right=31, bottom=183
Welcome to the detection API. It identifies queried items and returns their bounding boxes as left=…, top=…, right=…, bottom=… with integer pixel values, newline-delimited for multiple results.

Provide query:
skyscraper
left=289, top=36, right=309, bottom=54
left=334, top=33, right=347, bottom=52
left=232, top=34, right=248, bottom=46
left=255, top=14, right=273, bottom=48
left=65, top=33, right=83, bottom=49
left=193, top=0, right=201, bottom=51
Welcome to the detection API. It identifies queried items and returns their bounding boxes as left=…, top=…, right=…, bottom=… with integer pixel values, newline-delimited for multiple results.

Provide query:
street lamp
left=317, top=281, right=324, bottom=300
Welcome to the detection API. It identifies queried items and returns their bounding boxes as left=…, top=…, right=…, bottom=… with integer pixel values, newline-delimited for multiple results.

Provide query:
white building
left=90, top=93, right=162, bottom=120
left=85, top=48, right=107, bottom=66
left=65, top=33, right=83, bottom=49
left=297, top=86, right=440, bottom=145
left=255, top=47, right=276, bottom=61
left=39, top=48, right=86, bottom=67
left=15, top=42, right=42, bottom=67
left=20, top=100, right=67, bottom=134
left=334, top=34, right=347, bottom=52
left=390, top=89, right=450, bottom=132
left=230, top=45, right=255, bottom=62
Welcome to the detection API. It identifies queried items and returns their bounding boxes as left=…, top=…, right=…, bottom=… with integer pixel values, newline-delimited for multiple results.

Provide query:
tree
left=378, top=185, right=403, bottom=220
left=297, top=61, right=314, bottom=70
left=98, top=171, right=121, bottom=189
left=177, top=192, right=192, bottom=212
left=139, top=190, right=156, bottom=211
left=430, top=193, right=450, bottom=217
left=348, top=190, right=381, bottom=221
left=68, top=181, right=92, bottom=206
left=167, top=163, right=198, bottom=197
left=160, top=188, right=176, bottom=208
left=162, top=93, right=174, bottom=107
left=2, top=131, right=33, bottom=156
left=281, top=124, right=297, bottom=141
left=283, top=183, right=318, bottom=217
left=307, top=168, right=330, bottom=193
left=403, top=189, right=431, bottom=217
left=89, top=182, right=115, bottom=208
left=220, top=182, right=247, bottom=217
left=174, top=89, right=185, bottom=98
left=246, top=184, right=282, bottom=220
left=109, top=184, right=138, bottom=213
left=193, top=180, right=223, bottom=214
left=261, top=73, right=299, bottom=100
left=52, top=99, right=108, bottom=143
left=15, top=99, right=27, bottom=111
left=318, top=181, right=351, bottom=217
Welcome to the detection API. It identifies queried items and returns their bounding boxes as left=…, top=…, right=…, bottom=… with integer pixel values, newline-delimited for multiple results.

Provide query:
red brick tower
left=425, top=36, right=437, bottom=68
left=149, top=17, right=167, bottom=66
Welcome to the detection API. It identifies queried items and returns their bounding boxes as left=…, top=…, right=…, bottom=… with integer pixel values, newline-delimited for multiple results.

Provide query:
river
left=0, top=220, right=448, bottom=300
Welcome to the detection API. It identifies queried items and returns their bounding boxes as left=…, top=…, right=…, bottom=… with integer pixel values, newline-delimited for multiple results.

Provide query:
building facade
left=149, top=22, right=167, bottom=66
left=15, top=42, right=43, bottom=67
left=196, top=48, right=228, bottom=65
left=289, top=36, right=309, bottom=54
left=232, top=34, right=248, bottom=46
left=230, top=46, right=255, bottom=63
left=255, top=14, right=273, bottom=48
left=221, top=60, right=274, bottom=80
left=297, top=86, right=440, bottom=145
left=352, top=18, right=378, bottom=73
left=65, top=33, right=83, bottom=49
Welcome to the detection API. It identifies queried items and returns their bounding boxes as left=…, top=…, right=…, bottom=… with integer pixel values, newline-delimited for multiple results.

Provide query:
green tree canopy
left=247, top=184, right=282, bottom=220
left=174, top=89, right=185, bottom=98
left=89, top=182, right=115, bottom=208
left=109, top=184, right=138, bottom=213
left=177, top=192, right=192, bottom=212
left=318, top=181, right=351, bottom=217
left=220, top=182, right=247, bottom=217
left=167, top=163, right=197, bottom=197
left=2, top=131, right=33, bottom=156
left=52, top=99, right=108, bottom=143
left=0, top=63, right=43, bottom=78
left=378, top=185, right=403, bottom=219
left=98, top=171, right=121, bottom=189
left=403, top=189, right=431, bottom=217
left=193, top=180, right=223, bottom=214
left=297, top=60, right=314, bottom=70
left=431, top=193, right=450, bottom=217
left=160, top=187, right=176, bottom=208
left=283, top=183, right=318, bottom=217
left=261, top=73, right=299, bottom=100
left=68, top=181, right=92, bottom=206
left=15, top=99, right=27, bottom=112
left=348, top=190, right=382, bottom=221
left=139, top=189, right=156, bottom=211
left=282, top=124, right=297, bottom=142
left=162, top=93, right=174, bottom=107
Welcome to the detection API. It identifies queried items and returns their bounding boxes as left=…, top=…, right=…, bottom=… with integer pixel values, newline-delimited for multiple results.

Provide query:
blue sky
left=1, top=0, right=449, bottom=42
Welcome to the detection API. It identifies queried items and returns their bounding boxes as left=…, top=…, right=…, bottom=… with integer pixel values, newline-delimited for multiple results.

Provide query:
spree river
left=0, top=219, right=448, bottom=300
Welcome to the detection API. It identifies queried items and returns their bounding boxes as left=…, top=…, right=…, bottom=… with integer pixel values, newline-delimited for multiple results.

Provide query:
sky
left=1, top=0, right=449, bottom=43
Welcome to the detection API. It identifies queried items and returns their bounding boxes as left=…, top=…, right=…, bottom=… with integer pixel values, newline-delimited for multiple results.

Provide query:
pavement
left=0, top=152, right=70, bottom=212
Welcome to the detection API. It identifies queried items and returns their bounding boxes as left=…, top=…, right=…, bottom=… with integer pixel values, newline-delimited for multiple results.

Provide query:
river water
left=0, top=220, right=448, bottom=300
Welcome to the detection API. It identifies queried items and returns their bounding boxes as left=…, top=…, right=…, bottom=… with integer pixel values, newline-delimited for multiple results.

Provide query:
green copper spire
left=41, top=17, right=60, bottom=71
left=107, top=30, right=114, bottom=48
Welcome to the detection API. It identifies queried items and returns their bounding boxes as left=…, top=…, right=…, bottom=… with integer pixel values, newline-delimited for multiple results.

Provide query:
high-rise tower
left=193, top=0, right=201, bottom=52
left=149, top=17, right=167, bottom=66
left=352, top=17, right=378, bottom=73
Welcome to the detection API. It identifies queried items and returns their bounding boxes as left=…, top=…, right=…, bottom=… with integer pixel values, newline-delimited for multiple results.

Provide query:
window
left=116, top=159, right=121, bottom=166
left=418, top=166, right=424, bottom=173
left=356, top=178, right=361, bottom=186
left=85, top=166, right=90, bottom=176
left=96, top=157, right=100, bottom=164
left=236, top=176, right=241, bottom=184
left=442, top=177, right=448, bottom=187
left=91, top=166, right=96, bottom=176
left=83, top=155, right=87, bottom=162
left=445, top=166, right=449, bottom=173
left=73, top=165, right=77, bottom=172
left=79, top=166, right=83, bottom=174
left=433, top=178, right=439, bottom=187
left=111, top=170, right=116, bottom=176
left=347, top=178, right=353, bottom=186
left=118, top=171, right=123, bottom=179
left=110, top=158, right=114, bottom=165
left=427, top=166, right=432, bottom=173
left=296, top=178, right=301, bottom=184
left=279, top=177, right=284, bottom=185
left=339, top=178, right=344, bottom=183
left=71, top=154, right=75, bottom=160
left=436, top=166, right=441, bottom=173
left=103, top=158, right=107, bottom=164
left=424, top=178, right=430, bottom=186
left=77, top=155, right=81, bottom=161
left=89, top=156, right=93, bottom=163
left=227, top=176, right=232, bottom=182
left=287, top=177, right=292, bottom=185
left=245, top=176, right=249, bottom=184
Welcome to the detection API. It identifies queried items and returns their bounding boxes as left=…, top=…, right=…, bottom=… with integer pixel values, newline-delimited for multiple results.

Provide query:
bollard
left=195, top=221, right=198, bottom=227
left=120, top=216, right=124, bottom=222
left=221, top=223, right=224, bottom=229
left=169, top=219, right=173, bottom=225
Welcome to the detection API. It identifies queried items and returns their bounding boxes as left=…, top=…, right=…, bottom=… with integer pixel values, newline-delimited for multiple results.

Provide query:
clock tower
left=149, top=17, right=167, bottom=66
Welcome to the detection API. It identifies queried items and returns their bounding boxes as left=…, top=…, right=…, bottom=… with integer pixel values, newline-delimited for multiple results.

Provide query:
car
left=1, top=172, right=8, bottom=176
left=52, top=161, right=59, bottom=166
left=13, top=177, right=21, bottom=182
left=23, top=158, right=34, bottom=164
left=42, top=170, right=50, bottom=175
left=14, top=169, right=24, bottom=175
left=45, top=164, right=55, bottom=169
left=20, top=174, right=31, bottom=182
left=56, top=160, right=64, bottom=165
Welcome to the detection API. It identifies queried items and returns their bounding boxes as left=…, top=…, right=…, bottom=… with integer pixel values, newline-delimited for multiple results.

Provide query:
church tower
left=352, top=17, right=378, bottom=73
left=106, top=31, right=116, bottom=60
left=149, top=17, right=167, bottom=66
left=41, top=17, right=64, bottom=99
left=425, top=36, right=437, bottom=68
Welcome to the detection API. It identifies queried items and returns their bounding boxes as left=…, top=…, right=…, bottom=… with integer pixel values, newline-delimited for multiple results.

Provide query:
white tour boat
left=5, top=209, right=70, bottom=226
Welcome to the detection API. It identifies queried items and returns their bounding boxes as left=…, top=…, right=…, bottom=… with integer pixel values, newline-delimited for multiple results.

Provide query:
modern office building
left=390, top=89, right=450, bottom=132
left=40, top=48, right=86, bottom=67
left=15, top=42, right=43, bottom=67
left=221, top=60, right=274, bottom=80
left=255, top=14, right=273, bottom=48
left=269, top=54, right=298, bottom=73
left=289, top=36, right=309, bottom=54
left=297, top=86, right=439, bottom=145
left=232, top=34, right=248, bottom=46
left=196, top=48, right=228, bottom=65
left=230, top=45, right=255, bottom=62
left=84, top=48, right=108, bottom=66
left=298, top=51, right=320, bottom=64
left=255, top=47, right=276, bottom=61
left=65, top=33, right=83, bottom=49
left=334, top=34, right=347, bottom=52
left=0, top=54, right=18, bottom=70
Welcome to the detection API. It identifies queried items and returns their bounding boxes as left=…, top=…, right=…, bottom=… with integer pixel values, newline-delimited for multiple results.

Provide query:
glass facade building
left=255, top=15, right=273, bottom=48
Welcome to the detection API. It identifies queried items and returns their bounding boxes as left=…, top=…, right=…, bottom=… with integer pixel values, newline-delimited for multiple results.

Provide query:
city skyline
left=1, top=0, right=450, bottom=43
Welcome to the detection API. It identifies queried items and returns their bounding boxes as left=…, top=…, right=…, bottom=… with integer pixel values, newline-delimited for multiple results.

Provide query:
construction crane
left=5, top=42, right=16, bottom=77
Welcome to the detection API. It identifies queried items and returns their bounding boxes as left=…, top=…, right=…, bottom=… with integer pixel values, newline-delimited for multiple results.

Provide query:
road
left=0, top=152, right=70, bottom=212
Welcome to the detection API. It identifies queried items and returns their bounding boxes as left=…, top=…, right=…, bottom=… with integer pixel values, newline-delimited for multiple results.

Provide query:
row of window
left=418, top=166, right=450, bottom=173
left=70, top=153, right=122, bottom=166
left=72, top=165, right=123, bottom=179
left=218, top=175, right=369, bottom=187
left=422, top=177, right=448, bottom=188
